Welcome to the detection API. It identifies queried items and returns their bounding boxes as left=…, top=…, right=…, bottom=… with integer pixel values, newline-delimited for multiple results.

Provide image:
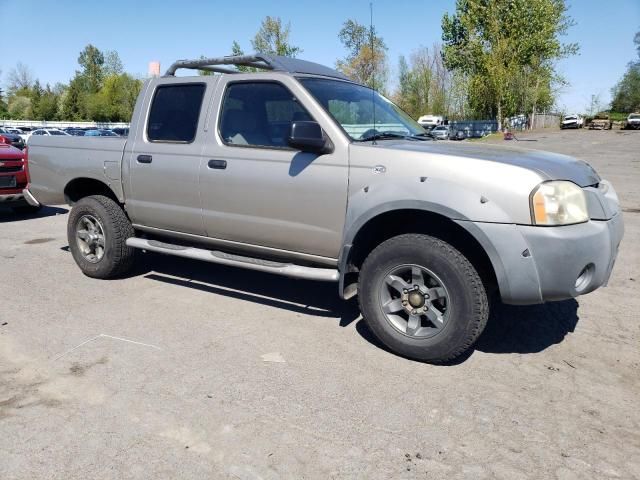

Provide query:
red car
left=0, top=140, right=42, bottom=214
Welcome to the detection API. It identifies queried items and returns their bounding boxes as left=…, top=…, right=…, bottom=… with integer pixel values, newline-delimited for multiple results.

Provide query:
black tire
left=12, top=204, right=42, bottom=215
left=67, top=195, right=136, bottom=279
left=358, top=234, right=489, bottom=363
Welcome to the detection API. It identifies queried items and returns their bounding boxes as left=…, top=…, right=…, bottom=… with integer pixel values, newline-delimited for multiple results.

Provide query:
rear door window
left=147, top=84, right=206, bottom=143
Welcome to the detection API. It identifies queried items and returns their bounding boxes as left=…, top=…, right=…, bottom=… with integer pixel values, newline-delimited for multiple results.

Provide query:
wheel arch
left=339, top=203, right=507, bottom=301
left=64, top=177, right=123, bottom=205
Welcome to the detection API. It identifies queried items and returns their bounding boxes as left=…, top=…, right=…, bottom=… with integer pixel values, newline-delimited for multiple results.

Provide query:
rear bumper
left=463, top=213, right=624, bottom=305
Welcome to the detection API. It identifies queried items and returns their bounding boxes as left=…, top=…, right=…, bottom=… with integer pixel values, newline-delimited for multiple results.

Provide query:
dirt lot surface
left=1, top=129, right=639, bottom=479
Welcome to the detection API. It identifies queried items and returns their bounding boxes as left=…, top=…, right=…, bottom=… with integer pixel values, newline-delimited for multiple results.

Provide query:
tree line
left=1, top=2, right=582, bottom=124
left=0, top=46, right=141, bottom=122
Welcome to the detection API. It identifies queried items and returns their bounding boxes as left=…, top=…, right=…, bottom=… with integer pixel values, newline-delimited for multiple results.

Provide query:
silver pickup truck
left=26, top=54, right=624, bottom=363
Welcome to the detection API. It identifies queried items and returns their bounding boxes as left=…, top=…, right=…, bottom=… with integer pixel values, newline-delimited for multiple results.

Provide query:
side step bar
left=126, top=238, right=340, bottom=282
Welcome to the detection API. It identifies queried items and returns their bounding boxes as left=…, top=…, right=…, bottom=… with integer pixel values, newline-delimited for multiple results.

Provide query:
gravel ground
left=1, top=129, right=639, bottom=479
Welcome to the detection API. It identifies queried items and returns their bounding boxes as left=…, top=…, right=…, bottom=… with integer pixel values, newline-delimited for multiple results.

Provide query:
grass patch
left=467, top=132, right=502, bottom=142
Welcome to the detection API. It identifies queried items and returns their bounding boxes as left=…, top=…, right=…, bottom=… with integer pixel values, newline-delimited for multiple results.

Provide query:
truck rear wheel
left=358, top=234, right=489, bottom=363
left=67, top=195, right=136, bottom=279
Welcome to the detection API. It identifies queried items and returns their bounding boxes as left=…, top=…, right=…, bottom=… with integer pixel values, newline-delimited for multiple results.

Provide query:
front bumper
left=22, top=188, right=41, bottom=207
left=0, top=188, right=40, bottom=207
left=465, top=213, right=624, bottom=305
left=0, top=191, right=27, bottom=206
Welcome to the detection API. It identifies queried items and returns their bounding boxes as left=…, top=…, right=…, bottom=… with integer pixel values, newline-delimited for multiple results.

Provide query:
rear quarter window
left=147, top=83, right=206, bottom=143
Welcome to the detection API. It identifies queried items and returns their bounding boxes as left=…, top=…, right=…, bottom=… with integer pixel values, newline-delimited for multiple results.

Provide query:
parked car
left=428, top=125, right=450, bottom=140
left=624, top=113, right=640, bottom=130
left=28, top=128, right=71, bottom=142
left=2, top=127, right=24, bottom=135
left=111, top=127, right=130, bottom=137
left=0, top=143, right=41, bottom=214
left=26, top=53, right=624, bottom=363
left=417, top=115, right=443, bottom=130
left=14, top=127, right=33, bottom=142
left=66, top=129, right=87, bottom=136
left=85, top=129, right=120, bottom=137
left=560, top=114, right=584, bottom=129
left=0, top=127, right=26, bottom=150
left=589, top=114, right=612, bottom=130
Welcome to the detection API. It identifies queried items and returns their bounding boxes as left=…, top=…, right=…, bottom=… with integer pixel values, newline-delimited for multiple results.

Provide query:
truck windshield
left=298, top=77, right=426, bottom=141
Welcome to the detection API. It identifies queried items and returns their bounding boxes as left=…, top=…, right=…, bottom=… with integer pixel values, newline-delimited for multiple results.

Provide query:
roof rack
left=164, top=54, right=350, bottom=81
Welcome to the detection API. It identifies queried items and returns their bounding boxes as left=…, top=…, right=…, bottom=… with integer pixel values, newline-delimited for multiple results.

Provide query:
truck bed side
left=27, top=136, right=128, bottom=205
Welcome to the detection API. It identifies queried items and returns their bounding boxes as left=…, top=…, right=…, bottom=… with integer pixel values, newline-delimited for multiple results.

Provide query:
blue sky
left=0, top=0, right=638, bottom=113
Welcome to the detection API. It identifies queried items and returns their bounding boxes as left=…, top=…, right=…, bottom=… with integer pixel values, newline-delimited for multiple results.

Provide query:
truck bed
left=28, top=136, right=127, bottom=205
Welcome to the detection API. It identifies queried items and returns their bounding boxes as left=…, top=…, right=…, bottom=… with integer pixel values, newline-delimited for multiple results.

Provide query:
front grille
left=0, top=165, right=22, bottom=173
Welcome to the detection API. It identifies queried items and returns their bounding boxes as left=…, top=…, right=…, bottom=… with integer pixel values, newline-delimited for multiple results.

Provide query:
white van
left=417, top=115, right=443, bottom=129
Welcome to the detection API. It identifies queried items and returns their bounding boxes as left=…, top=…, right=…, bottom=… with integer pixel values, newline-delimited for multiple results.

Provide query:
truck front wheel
left=67, top=195, right=136, bottom=279
left=358, top=234, right=489, bottom=363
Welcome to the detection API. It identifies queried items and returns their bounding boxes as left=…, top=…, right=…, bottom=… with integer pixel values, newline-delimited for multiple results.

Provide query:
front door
left=198, top=77, right=349, bottom=260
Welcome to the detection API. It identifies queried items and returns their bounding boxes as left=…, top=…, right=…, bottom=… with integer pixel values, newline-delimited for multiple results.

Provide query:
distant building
left=148, top=61, right=161, bottom=77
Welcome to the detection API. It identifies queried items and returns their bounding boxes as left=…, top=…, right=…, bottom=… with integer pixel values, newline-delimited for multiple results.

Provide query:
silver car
left=429, top=125, right=450, bottom=140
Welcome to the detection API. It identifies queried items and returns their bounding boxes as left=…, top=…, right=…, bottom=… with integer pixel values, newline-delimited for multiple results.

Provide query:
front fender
left=341, top=178, right=543, bottom=304
left=343, top=177, right=513, bottom=245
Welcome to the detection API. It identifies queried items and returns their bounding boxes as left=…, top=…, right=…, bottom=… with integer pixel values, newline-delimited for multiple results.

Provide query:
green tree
left=37, top=84, right=60, bottom=120
left=8, top=95, right=32, bottom=119
left=87, top=73, right=142, bottom=122
left=77, top=44, right=105, bottom=93
left=393, top=45, right=454, bottom=119
left=611, top=63, right=640, bottom=113
left=251, top=16, right=301, bottom=57
left=61, top=77, right=86, bottom=120
left=442, top=0, right=577, bottom=127
left=336, top=19, right=388, bottom=90
left=0, top=89, right=8, bottom=118
left=0, top=68, right=5, bottom=117
left=30, top=80, right=43, bottom=119
left=103, top=50, right=124, bottom=77
left=610, top=31, right=640, bottom=113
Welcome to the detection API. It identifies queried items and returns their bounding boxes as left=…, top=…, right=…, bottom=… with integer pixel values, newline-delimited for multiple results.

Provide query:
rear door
left=125, top=77, right=217, bottom=234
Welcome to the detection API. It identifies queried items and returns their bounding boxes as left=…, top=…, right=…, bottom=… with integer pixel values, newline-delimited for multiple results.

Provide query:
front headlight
left=530, top=181, right=588, bottom=225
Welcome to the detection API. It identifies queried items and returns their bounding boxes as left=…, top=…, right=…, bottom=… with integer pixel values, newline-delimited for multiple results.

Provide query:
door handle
left=208, top=159, right=227, bottom=170
left=137, top=154, right=152, bottom=164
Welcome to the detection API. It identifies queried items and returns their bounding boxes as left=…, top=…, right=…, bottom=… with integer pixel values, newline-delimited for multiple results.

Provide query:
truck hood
left=373, top=140, right=600, bottom=187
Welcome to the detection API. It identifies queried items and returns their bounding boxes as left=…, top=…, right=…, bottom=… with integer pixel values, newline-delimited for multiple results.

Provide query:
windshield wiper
left=358, top=131, right=414, bottom=142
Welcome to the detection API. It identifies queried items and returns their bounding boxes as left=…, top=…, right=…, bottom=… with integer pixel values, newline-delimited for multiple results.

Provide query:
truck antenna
left=370, top=2, right=377, bottom=145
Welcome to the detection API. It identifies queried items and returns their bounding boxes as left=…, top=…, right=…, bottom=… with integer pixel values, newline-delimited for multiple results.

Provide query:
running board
left=126, top=238, right=339, bottom=282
